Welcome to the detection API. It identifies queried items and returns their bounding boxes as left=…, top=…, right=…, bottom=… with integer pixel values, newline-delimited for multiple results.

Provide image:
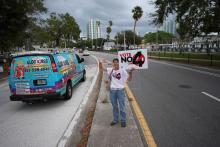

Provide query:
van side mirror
left=80, top=58, right=84, bottom=63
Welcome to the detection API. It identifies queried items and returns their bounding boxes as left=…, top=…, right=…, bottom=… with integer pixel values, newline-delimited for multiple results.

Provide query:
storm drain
left=178, top=85, right=192, bottom=89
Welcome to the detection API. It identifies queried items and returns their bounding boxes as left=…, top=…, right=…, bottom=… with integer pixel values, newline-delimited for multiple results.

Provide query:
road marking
left=202, top=92, right=220, bottom=102
left=125, top=83, right=157, bottom=147
left=0, top=77, right=8, bottom=80
left=150, top=60, right=220, bottom=78
left=0, top=82, right=8, bottom=89
left=57, top=55, right=100, bottom=147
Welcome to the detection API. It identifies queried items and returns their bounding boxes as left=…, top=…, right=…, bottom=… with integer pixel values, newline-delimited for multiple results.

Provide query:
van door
left=9, top=54, right=56, bottom=95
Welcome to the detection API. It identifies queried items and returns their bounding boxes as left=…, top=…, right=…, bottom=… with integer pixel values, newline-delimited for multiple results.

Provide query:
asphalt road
left=92, top=51, right=220, bottom=147
left=0, top=55, right=97, bottom=147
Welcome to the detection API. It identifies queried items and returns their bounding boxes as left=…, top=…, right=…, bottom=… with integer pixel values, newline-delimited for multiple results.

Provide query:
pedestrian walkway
left=87, top=60, right=144, bottom=147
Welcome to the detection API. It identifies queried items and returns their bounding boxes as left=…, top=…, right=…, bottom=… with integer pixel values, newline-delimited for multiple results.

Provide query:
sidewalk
left=87, top=60, right=144, bottom=147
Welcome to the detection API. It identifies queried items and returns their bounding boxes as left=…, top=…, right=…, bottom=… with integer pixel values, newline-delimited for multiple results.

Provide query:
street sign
left=118, top=49, right=148, bottom=70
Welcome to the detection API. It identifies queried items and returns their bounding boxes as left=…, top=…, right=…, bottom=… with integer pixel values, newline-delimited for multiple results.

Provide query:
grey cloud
left=44, top=0, right=156, bottom=37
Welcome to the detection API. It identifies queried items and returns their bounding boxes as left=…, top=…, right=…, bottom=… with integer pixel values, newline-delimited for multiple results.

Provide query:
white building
left=80, top=32, right=87, bottom=40
left=160, top=16, right=178, bottom=36
left=87, top=19, right=101, bottom=40
left=103, top=42, right=115, bottom=50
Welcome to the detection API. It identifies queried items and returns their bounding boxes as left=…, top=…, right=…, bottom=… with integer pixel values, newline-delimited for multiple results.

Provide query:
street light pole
left=124, top=31, right=126, bottom=50
left=156, top=26, right=158, bottom=50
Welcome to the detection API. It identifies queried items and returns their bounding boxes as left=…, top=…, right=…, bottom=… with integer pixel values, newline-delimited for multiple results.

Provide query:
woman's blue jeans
left=110, top=89, right=126, bottom=123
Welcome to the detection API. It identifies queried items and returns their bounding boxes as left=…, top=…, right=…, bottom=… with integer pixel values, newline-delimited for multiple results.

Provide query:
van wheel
left=81, top=70, right=86, bottom=82
left=64, top=81, right=72, bottom=100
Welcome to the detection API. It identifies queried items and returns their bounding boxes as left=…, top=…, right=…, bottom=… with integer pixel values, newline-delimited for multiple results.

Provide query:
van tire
left=81, top=70, right=86, bottom=82
left=64, top=81, right=72, bottom=100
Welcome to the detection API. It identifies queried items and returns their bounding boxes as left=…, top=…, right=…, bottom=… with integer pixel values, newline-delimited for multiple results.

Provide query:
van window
left=11, top=55, right=52, bottom=79
left=75, top=54, right=80, bottom=63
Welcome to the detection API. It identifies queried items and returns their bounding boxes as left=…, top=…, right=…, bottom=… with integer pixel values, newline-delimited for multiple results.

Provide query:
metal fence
left=148, top=51, right=220, bottom=67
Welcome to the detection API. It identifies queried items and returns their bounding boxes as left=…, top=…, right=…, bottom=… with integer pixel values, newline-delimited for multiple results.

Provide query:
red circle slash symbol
left=132, top=51, right=145, bottom=67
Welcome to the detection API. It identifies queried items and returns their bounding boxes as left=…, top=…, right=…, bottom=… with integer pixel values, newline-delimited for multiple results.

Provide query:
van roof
left=11, top=50, right=76, bottom=58
left=11, top=51, right=51, bottom=57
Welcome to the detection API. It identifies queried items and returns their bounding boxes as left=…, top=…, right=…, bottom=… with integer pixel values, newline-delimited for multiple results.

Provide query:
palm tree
left=96, top=21, right=100, bottom=49
left=106, top=20, right=113, bottom=49
left=106, top=27, right=112, bottom=40
left=132, top=6, right=143, bottom=47
left=109, top=21, right=113, bottom=27
left=106, top=21, right=113, bottom=40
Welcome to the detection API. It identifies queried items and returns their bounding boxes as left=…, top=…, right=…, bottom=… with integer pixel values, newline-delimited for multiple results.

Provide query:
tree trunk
left=133, top=21, right=137, bottom=47
left=55, top=38, right=59, bottom=47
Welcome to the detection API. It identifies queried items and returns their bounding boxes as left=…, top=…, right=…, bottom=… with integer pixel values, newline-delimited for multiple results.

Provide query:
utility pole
left=156, top=26, right=159, bottom=50
left=92, top=37, right=93, bottom=50
left=124, top=31, right=126, bottom=50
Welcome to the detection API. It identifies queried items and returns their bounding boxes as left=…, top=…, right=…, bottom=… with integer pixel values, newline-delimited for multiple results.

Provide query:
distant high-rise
left=160, top=17, right=177, bottom=36
left=87, top=19, right=101, bottom=40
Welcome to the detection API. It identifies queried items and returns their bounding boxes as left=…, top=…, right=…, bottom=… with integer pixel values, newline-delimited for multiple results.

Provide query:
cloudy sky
left=44, top=0, right=157, bottom=38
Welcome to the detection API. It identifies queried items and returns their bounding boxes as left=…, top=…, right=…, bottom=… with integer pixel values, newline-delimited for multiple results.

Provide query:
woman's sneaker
left=110, top=121, right=118, bottom=126
left=121, top=122, right=126, bottom=127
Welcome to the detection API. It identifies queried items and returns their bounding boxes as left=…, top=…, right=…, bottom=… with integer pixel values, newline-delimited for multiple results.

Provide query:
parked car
left=8, top=51, right=86, bottom=102
left=83, top=50, right=90, bottom=56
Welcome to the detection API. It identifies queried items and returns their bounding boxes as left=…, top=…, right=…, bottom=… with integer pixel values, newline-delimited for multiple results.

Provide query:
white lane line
left=57, top=55, right=99, bottom=147
left=0, top=77, right=8, bottom=80
left=0, top=82, right=8, bottom=89
left=202, top=92, right=220, bottom=102
left=150, top=60, right=220, bottom=78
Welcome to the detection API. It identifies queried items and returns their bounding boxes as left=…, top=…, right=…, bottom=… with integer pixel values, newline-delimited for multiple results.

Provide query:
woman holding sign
left=106, top=58, right=134, bottom=127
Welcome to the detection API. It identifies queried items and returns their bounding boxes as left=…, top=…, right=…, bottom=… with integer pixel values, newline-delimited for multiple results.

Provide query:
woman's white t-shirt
left=107, top=68, right=129, bottom=89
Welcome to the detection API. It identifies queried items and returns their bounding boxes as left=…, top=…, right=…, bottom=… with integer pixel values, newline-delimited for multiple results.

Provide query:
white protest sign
left=118, top=49, right=148, bottom=70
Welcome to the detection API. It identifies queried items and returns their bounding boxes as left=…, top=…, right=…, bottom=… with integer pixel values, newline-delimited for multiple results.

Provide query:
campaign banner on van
left=118, top=49, right=148, bottom=70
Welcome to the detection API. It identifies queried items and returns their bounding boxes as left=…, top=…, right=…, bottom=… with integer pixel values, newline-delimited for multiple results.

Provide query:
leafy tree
left=116, top=30, right=142, bottom=49
left=0, top=0, right=47, bottom=51
left=75, top=40, right=90, bottom=48
left=76, top=38, right=106, bottom=49
left=46, top=13, right=63, bottom=47
left=132, top=6, right=143, bottom=45
left=62, top=13, right=80, bottom=43
left=151, top=0, right=220, bottom=38
left=95, top=38, right=106, bottom=49
left=144, top=31, right=174, bottom=44
left=46, top=13, right=80, bottom=47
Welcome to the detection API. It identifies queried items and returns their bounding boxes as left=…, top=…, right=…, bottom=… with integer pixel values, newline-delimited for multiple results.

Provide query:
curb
left=57, top=55, right=100, bottom=147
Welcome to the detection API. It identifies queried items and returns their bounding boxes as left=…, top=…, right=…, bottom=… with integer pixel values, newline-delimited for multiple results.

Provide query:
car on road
left=8, top=51, right=86, bottom=102
left=0, top=55, right=7, bottom=63
left=82, top=50, right=90, bottom=56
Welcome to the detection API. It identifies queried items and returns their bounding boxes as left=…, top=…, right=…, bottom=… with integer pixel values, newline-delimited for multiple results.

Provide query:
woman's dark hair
left=112, top=58, right=119, bottom=62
